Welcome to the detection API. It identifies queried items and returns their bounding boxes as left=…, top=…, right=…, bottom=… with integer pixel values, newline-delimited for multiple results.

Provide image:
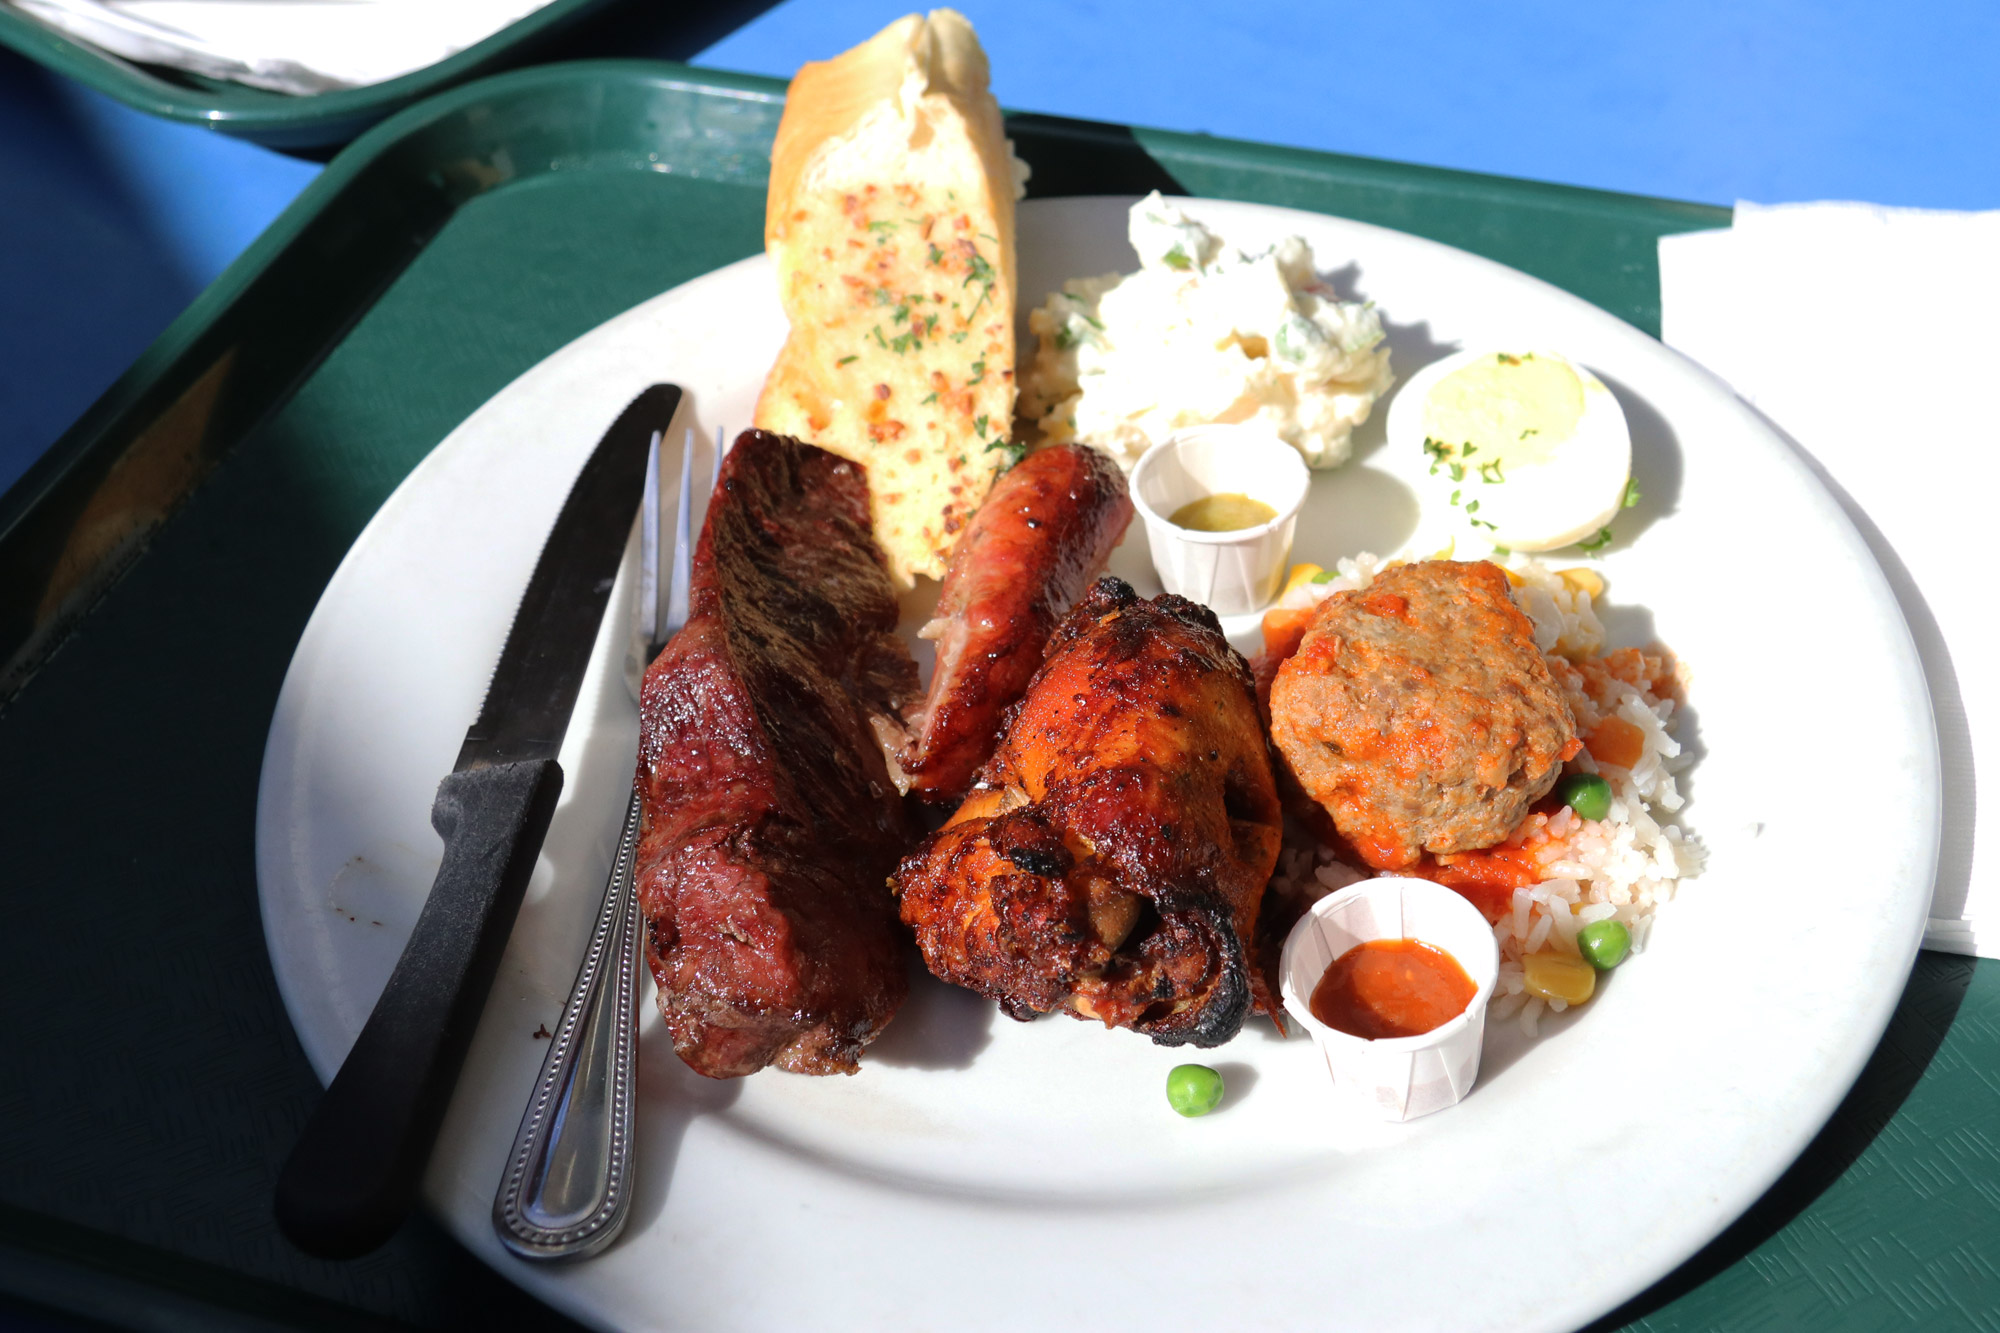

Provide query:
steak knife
left=274, top=383, right=683, bottom=1260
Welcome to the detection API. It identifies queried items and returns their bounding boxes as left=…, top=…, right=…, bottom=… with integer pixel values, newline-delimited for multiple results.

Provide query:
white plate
left=256, top=197, right=1938, bottom=1333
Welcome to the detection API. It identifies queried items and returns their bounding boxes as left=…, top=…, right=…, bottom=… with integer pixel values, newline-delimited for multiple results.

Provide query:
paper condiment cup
left=1130, top=425, right=1311, bottom=616
left=1279, top=876, right=1500, bottom=1122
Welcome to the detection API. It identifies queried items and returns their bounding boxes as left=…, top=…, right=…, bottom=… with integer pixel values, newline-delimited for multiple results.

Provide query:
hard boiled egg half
left=1386, top=349, right=1632, bottom=552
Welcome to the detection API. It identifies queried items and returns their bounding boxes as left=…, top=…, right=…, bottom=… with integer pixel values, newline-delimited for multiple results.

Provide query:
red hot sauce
left=1310, top=938, right=1477, bottom=1039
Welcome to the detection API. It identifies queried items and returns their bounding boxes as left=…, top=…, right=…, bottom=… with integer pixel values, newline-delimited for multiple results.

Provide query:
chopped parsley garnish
left=1461, top=443, right=1478, bottom=457
left=1079, top=312, right=1104, bottom=330
left=1163, top=244, right=1192, bottom=271
left=1623, top=478, right=1642, bottom=508
left=1448, top=461, right=1466, bottom=482
left=1577, top=527, right=1615, bottom=553
left=1054, top=326, right=1078, bottom=351
left=1520, top=428, right=1539, bottom=438
left=871, top=325, right=889, bottom=349
left=1311, top=569, right=1338, bottom=583
left=867, top=220, right=898, bottom=233
left=1463, top=498, right=1481, bottom=515
left=836, top=354, right=858, bottom=366
left=963, top=249, right=997, bottom=314
left=974, top=414, right=990, bottom=438
left=1449, top=489, right=1462, bottom=505
left=920, top=391, right=939, bottom=405
left=1478, top=459, right=1506, bottom=484
left=1497, top=353, right=1522, bottom=366
left=1423, top=438, right=1450, bottom=474
left=968, top=359, right=986, bottom=386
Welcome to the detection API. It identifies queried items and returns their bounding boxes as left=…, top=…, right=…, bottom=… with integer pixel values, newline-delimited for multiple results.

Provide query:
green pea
left=1577, top=919, right=1631, bottom=969
left=1166, top=1064, right=1225, bottom=1117
left=1557, top=772, right=1613, bottom=822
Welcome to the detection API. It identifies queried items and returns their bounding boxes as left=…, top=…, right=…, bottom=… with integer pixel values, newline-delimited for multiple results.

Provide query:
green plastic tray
left=0, top=60, right=1992, bottom=1332
left=0, top=0, right=619, bottom=152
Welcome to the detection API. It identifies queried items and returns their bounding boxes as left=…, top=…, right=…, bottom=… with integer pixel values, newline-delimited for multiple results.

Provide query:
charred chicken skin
left=895, top=578, right=1283, bottom=1047
left=900, top=443, right=1133, bottom=805
left=1269, top=560, right=1579, bottom=871
left=635, top=430, right=918, bottom=1078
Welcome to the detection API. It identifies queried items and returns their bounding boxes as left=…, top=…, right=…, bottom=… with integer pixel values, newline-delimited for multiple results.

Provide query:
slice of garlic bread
left=755, top=9, right=1023, bottom=588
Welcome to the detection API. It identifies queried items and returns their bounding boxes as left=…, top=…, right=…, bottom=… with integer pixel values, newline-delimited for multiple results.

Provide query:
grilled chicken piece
left=635, top=430, right=918, bottom=1078
left=900, top=443, right=1133, bottom=805
left=1269, top=560, right=1578, bottom=871
left=895, top=578, right=1282, bottom=1047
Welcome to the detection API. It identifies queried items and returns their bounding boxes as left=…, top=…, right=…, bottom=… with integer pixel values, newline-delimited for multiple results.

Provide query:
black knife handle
left=275, top=758, right=565, bottom=1259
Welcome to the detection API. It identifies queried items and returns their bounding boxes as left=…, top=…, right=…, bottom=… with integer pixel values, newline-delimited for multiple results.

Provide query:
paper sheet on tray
left=1660, top=199, right=2000, bottom=958
left=8, top=0, right=552, bottom=95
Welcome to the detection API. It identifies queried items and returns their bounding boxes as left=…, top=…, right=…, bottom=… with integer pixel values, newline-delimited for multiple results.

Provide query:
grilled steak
left=635, top=430, right=919, bottom=1078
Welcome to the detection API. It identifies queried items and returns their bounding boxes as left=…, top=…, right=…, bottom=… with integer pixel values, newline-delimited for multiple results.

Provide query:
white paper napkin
left=9, top=0, right=554, bottom=95
left=1659, top=199, right=2000, bottom=957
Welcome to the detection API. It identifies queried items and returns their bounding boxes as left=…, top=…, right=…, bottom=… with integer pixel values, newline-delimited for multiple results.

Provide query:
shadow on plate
left=619, top=965, right=995, bottom=1240
left=1580, top=371, right=1683, bottom=555
left=1269, top=285, right=1455, bottom=565
left=1008, top=114, right=1188, bottom=201
left=623, top=1018, right=746, bottom=1240
left=1336, top=269, right=1456, bottom=473
left=1577, top=949, right=1976, bottom=1331
left=1209, top=1061, right=1261, bottom=1115
left=1290, top=456, right=1422, bottom=566
left=1471, top=979, right=1595, bottom=1091
left=866, top=965, right=997, bottom=1071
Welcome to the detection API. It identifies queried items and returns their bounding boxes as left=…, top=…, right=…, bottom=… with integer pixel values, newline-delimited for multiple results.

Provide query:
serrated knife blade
left=274, top=383, right=684, bottom=1260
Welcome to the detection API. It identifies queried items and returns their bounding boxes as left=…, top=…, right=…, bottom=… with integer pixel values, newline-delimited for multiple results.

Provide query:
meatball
left=1269, top=561, right=1578, bottom=869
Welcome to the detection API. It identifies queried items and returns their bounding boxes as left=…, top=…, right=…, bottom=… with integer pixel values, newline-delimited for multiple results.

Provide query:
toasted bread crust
left=755, top=10, right=1021, bottom=587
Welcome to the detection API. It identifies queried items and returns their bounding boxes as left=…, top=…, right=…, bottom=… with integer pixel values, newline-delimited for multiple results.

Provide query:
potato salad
left=1018, top=193, right=1393, bottom=470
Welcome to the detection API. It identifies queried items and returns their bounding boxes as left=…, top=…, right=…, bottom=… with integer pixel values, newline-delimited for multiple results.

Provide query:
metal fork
left=492, top=424, right=721, bottom=1260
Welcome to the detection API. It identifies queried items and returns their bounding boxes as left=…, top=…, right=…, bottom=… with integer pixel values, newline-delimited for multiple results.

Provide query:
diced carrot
left=1261, top=605, right=1316, bottom=660
left=1585, top=714, right=1646, bottom=770
left=1279, top=563, right=1325, bottom=597
left=1557, top=567, right=1604, bottom=598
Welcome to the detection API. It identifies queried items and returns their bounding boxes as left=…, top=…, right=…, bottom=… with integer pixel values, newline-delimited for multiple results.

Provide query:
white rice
left=1266, top=554, right=1702, bottom=1037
